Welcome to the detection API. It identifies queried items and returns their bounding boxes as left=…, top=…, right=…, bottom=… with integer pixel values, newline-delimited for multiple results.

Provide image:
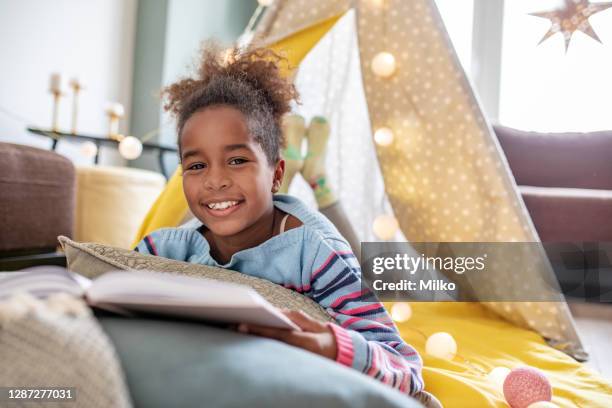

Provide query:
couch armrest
left=520, top=186, right=612, bottom=242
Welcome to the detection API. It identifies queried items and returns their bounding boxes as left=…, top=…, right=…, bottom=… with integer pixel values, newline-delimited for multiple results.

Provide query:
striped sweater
left=134, top=194, right=423, bottom=395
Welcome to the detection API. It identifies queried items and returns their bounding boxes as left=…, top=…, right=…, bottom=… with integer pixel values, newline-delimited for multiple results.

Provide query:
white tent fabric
left=254, top=0, right=586, bottom=359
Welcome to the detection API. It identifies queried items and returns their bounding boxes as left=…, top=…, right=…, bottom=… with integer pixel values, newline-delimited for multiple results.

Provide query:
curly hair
left=163, top=42, right=299, bottom=166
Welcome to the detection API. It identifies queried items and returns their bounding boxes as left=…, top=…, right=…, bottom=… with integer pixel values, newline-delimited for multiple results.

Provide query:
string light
left=487, top=367, right=511, bottom=394
left=425, top=332, right=457, bottom=360
left=374, top=127, right=394, bottom=146
left=371, top=52, right=396, bottom=78
left=79, top=141, right=98, bottom=158
left=390, top=303, right=412, bottom=322
left=373, top=214, right=399, bottom=240
left=527, top=402, right=559, bottom=408
left=119, top=136, right=143, bottom=160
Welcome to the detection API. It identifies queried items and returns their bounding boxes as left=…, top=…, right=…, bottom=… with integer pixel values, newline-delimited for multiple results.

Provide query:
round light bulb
left=487, top=367, right=511, bottom=393
left=257, top=0, right=274, bottom=6
left=119, top=136, right=143, bottom=160
left=527, top=402, right=559, bottom=408
left=425, top=332, right=457, bottom=360
left=391, top=303, right=412, bottom=322
left=371, top=52, right=396, bottom=78
left=373, top=214, right=399, bottom=240
left=79, top=141, right=98, bottom=158
left=374, top=127, right=394, bottom=146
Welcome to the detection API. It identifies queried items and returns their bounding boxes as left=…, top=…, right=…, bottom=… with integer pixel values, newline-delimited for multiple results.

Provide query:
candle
left=49, top=73, right=63, bottom=93
left=69, top=78, right=82, bottom=134
left=68, top=77, right=81, bottom=89
left=106, top=102, right=125, bottom=117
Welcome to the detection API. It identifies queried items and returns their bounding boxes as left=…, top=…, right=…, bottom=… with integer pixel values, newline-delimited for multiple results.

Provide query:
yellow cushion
left=388, top=302, right=612, bottom=407
left=75, top=165, right=165, bottom=249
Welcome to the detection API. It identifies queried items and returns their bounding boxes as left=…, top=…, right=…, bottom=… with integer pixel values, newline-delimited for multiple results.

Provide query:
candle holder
left=49, top=73, right=64, bottom=133
left=50, top=90, right=62, bottom=133
left=105, top=103, right=125, bottom=141
left=69, top=78, right=83, bottom=134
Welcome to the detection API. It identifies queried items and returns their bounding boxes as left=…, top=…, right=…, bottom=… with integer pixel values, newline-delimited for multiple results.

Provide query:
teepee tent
left=250, top=0, right=585, bottom=359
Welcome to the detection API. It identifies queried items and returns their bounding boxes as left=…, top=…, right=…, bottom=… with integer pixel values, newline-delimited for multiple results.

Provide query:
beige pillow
left=57, top=236, right=333, bottom=323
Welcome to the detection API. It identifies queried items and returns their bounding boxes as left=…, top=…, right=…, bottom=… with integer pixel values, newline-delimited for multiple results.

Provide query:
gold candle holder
left=106, top=103, right=125, bottom=141
left=51, top=90, right=62, bottom=133
left=49, top=73, right=64, bottom=133
left=69, top=78, right=83, bottom=134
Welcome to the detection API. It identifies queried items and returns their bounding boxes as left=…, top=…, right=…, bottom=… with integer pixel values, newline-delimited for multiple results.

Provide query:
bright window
left=499, top=0, right=612, bottom=132
left=434, top=0, right=474, bottom=76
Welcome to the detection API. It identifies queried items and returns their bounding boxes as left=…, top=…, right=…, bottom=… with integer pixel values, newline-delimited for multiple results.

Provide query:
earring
left=272, top=180, right=280, bottom=193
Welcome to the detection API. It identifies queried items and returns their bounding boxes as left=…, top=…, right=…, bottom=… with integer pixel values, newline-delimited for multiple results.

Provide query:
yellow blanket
left=389, top=302, right=612, bottom=407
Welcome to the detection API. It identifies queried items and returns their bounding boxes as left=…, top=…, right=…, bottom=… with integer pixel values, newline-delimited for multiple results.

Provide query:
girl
left=134, top=44, right=424, bottom=396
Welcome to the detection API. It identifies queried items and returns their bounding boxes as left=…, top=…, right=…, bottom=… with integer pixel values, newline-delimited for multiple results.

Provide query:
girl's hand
left=237, top=309, right=338, bottom=361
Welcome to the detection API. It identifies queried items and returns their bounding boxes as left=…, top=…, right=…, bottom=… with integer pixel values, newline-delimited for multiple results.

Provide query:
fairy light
left=391, top=303, right=413, bottom=322
left=371, top=52, right=397, bottom=78
left=373, top=214, right=399, bottom=240
left=425, top=332, right=457, bottom=360
left=79, top=141, right=98, bottom=158
left=118, top=136, right=143, bottom=160
left=374, top=127, right=394, bottom=146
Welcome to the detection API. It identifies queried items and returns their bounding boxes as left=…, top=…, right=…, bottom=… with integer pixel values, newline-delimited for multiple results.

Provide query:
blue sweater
left=134, top=194, right=423, bottom=394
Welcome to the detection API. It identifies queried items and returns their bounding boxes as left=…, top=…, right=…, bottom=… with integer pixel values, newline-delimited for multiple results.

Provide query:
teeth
left=207, top=201, right=238, bottom=210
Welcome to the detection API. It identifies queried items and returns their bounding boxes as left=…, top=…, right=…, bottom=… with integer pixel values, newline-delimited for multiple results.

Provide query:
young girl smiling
left=134, top=44, right=424, bottom=396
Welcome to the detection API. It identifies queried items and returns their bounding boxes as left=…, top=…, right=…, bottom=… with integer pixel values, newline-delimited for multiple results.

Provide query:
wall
left=129, top=0, right=257, bottom=174
left=0, top=0, right=137, bottom=166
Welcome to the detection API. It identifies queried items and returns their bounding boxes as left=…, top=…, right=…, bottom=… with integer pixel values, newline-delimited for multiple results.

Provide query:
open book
left=0, top=266, right=300, bottom=330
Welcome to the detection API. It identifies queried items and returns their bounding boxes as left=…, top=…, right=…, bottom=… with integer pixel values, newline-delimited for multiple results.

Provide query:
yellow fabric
left=387, top=302, right=612, bottom=408
left=131, top=167, right=187, bottom=248
left=266, top=13, right=344, bottom=77
left=131, top=14, right=343, bottom=248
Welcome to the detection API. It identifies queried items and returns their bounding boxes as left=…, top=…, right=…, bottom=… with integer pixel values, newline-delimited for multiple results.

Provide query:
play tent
left=263, top=0, right=586, bottom=359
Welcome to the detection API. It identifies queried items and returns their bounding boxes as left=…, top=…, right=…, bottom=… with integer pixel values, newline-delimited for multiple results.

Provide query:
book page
left=0, top=266, right=87, bottom=300
left=86, top=271, right=300, bottom=330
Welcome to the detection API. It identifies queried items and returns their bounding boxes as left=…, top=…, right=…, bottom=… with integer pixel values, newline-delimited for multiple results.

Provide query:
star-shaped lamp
left=530, top=0, right=612, bottom=51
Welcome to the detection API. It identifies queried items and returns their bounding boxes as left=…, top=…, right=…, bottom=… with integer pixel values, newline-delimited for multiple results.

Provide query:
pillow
left=57, top=236, right=333, bottom=323
left=98, top=315, right=422, bottom=408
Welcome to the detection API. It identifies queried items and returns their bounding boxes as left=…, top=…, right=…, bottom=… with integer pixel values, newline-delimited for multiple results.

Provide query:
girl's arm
left=307, top=238, right=424, bottom=395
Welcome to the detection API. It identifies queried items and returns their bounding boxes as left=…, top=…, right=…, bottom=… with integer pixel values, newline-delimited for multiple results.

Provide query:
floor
left=569, top=302, right=612, bottom=380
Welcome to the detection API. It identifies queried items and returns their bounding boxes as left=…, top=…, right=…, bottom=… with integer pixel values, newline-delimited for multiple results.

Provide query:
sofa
left=0, top=142, right=75, bottom=270
left=494, top=125, right=612, bottom=242
left=0, top=142, right=166, bottom=270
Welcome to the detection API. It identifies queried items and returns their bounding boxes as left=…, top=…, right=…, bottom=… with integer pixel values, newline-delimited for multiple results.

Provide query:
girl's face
left=180, top=106, right=284, bottom=238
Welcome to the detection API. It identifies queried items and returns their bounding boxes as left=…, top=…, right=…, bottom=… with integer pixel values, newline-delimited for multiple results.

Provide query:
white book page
left=0, top=266, right=88, bottom=299
left=86, top=271, right=300, bottom=330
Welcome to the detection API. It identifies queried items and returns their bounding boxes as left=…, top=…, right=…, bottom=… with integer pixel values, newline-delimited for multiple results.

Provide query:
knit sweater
left=134, top=194, right=423, bottom=395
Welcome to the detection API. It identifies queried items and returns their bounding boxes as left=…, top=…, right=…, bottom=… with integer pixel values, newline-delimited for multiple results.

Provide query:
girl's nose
left=204, top=166, right=231, bottom=190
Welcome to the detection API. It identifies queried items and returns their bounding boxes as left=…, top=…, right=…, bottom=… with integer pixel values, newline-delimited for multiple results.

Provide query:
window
left=434, top=0, right=475, bottom=76
left=499, top=0, right=612, bottom=132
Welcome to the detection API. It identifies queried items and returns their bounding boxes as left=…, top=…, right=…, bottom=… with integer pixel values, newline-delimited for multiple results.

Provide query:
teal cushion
left=98, top=317, right=421, bottom=408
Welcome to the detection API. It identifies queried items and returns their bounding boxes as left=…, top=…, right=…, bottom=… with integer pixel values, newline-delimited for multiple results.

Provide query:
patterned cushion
left=57, top=235, right=333, bottom=323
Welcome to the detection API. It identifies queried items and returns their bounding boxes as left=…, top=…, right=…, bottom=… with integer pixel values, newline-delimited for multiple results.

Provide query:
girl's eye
left=229, top=158, right=247, bottom=165
left=188, top=163, right=206, bottom=171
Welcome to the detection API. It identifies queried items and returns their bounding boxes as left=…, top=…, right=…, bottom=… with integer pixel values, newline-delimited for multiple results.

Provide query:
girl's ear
left=272, top=159, right=285, bottom=193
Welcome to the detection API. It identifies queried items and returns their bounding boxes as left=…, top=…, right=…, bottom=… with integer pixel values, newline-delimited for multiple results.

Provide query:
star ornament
left=530, top=0, right=612, bottom=51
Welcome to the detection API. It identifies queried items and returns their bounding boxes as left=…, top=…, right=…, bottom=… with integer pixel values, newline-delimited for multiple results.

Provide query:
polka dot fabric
left=254, top=0, right=585, bottom=360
